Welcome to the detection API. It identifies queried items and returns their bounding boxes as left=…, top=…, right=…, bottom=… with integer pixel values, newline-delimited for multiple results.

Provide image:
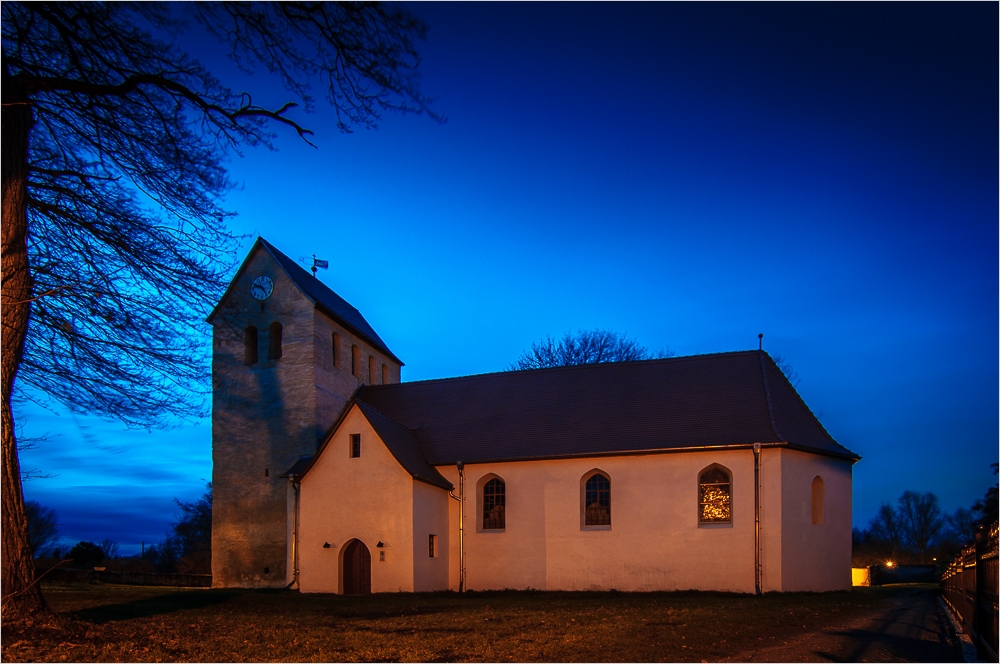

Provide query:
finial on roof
left=758, top=333, right=763, bottom=350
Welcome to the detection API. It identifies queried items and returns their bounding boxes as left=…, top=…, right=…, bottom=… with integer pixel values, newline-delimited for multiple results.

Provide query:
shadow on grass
left=812, top=587, right=959, bottom=663
left=70, top=589, right=240, bottom=624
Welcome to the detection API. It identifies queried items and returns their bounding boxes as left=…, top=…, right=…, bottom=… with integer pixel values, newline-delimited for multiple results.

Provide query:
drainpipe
left=753, top=442, right=762, bottom=596
left=457, top=461, right=466, bottom=592
left=286, top=477, right=301, bottom=590
left=448, top=461, right=466, bottom=593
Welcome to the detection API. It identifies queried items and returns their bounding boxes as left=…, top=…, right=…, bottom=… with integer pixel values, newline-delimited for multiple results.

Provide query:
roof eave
left=312, top=301, right=404, bottom=366
left=427, top=440, right=861, bottom=467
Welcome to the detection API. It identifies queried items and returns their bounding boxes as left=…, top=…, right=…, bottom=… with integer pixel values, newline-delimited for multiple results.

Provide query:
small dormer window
left=268, top=322, right=282, bottom=360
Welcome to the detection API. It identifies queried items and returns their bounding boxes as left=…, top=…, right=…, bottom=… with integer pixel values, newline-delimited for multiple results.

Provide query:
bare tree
left=98, top=539, right=119, bottom=561
left=972, top=462, right=998, bottom=527
left=24, top=500, right=58, bottom=558
left=511, top=329, right=672, bottom=370
left=866, top=502, right=905, bottom=562
left=2, top=1, right=438, bottom=620
left=854, top=491, right=948, bottom=565
left=943, top=507, right=978, bottom=549
left=897, top=490, right=944, bottom=563
left=771, top=355, right=801, bottom=387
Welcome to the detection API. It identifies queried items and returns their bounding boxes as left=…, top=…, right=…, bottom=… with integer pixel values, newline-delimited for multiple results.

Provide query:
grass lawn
left=1, top=582, right=910, bottom=662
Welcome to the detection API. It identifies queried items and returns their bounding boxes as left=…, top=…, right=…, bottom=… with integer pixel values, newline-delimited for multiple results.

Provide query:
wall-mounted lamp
left=376, top=541, right=384, bottom=548
left=323, top=542, right=331, bottom=548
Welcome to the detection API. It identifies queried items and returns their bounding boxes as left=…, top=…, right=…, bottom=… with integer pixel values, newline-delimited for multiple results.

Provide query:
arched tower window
left=332, top=332, right=341, bottom=368
left=812, top=476, right=825, bottom=525
left=268, top=322, right=282, bottom=360
left=368, top=355, right=376, bottom=384
left=244, top=326, right=258, bottom=365
left=699, top=465, right=732, bottom=525
left=482, top=477, right=506, bottom=530
left=381, top=363, right=388, bottom=385
left=583, top=471, right=611, bottom=526
left=351, top=345, right=360, bottom=377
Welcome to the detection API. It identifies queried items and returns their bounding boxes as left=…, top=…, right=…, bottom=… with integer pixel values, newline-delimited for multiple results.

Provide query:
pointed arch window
left=584, top=472, right=611, bottom=526
left=244, top=326, right=258, bottom=365
left=381, top=363, right=388, bottom=385
left=368, top=355, right=376, bottom=384
left=268, top=322, right=282, bottom=360
left=699, top=466, right=732, bottom=525
left=333, top=332, right=341, bottom=368
left=351, top=345, right=360, bottom=377
left=482, top=477, right=506, bottom=530
left=812, top=476, right=825, bottom=525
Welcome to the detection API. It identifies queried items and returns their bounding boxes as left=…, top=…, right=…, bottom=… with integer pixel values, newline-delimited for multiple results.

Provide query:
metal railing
left=941, top=521, right=998, bottom=662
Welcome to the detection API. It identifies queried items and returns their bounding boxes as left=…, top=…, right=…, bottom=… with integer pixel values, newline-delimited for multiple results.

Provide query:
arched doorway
left=342, top=539, right=371, bottom=595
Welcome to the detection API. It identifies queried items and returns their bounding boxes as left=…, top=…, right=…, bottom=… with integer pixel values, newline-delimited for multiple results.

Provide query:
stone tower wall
left=313, top=309, right=401, bottom=439
left=211, top=248, right=318, bottom=587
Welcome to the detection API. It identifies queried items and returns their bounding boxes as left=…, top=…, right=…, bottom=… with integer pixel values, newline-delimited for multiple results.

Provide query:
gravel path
left=720, top=587, right=964, bottom=663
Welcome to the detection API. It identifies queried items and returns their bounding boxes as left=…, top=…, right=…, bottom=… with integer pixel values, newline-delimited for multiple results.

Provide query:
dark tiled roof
left=354, top=401, right=453, bottom=490
left=355, top=351, right=858, bottom=465
left=257, top=239, right=402, bottom=364
left=281, top=456, right=314, bottom=479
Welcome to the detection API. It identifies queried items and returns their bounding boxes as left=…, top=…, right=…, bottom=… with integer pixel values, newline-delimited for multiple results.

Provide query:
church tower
left=207, top=238, right=402, bottom=587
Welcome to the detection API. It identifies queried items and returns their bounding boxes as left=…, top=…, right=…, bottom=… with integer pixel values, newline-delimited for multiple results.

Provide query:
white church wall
left=759, top=447, right=784, bottom=592
left=437, top=450, right=765, bottom=593
left=779, top=449, right=853, bottom=591
left=412, top=480, right=451, bottom=591
left=298, top=406, right=416, bottom=593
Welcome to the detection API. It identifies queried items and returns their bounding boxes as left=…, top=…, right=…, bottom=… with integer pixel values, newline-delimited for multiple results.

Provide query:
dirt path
left=720, top=587, right=964, bottom=663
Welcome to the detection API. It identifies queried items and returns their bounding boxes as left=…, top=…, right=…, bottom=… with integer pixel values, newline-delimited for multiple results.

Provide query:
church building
left=209, top=238, right=859, bottom=594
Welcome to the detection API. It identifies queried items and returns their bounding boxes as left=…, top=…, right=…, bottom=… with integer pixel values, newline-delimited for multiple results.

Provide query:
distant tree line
left=853, top=463, right=998, bottom=567
left=32, top=483, right=212, bottom=575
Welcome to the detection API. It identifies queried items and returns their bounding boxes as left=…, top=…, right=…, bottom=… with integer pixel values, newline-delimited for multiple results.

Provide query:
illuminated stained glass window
left=483, top=478, right=505, bottom=530
left=699, top=467, right=731, bottom=524
left=585, top=473, right=611, bottom=526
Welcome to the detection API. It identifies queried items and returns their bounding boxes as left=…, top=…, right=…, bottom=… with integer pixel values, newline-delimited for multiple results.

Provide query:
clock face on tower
left=250, top=276, right=274, bottom=301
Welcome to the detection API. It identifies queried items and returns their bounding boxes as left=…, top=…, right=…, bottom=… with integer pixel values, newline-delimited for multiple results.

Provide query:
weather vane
left=311, top=254, right=329, bottom=277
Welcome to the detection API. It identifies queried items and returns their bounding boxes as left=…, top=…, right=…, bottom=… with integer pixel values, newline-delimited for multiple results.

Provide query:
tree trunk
left=1, top=65, right=46, bottom=621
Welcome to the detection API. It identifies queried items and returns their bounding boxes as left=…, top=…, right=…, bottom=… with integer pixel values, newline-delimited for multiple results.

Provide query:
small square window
left=429, top=534, right=438, bottom=558
left=350, top=433, right=361, bottom=458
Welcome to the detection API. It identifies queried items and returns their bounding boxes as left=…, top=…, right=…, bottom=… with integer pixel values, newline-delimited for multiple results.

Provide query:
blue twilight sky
left=17, top=3, right=998, bottom=555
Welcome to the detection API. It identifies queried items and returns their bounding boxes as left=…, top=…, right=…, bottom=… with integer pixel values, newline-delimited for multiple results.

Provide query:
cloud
left=16, top=398, right=211, bottom=555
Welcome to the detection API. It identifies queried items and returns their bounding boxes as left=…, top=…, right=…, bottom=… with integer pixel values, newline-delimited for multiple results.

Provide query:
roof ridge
left=763, top=355, right=852, bottom=456
left=258, top=238, right=363, bottom=316
left=758, top=350, right=786, bottom=443
left=364, top=349, right=762, bottom=388
left=355, top=397, right=412, bottom=432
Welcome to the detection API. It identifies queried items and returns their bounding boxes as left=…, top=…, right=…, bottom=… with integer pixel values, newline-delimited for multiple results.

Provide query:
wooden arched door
left=342, top=539, right=371, bottom=595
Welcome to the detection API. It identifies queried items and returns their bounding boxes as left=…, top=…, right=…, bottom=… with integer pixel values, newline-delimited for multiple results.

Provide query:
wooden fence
left=941, top=521, right=998, bottom=662
left=39, top=567, right=212, bottom=587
